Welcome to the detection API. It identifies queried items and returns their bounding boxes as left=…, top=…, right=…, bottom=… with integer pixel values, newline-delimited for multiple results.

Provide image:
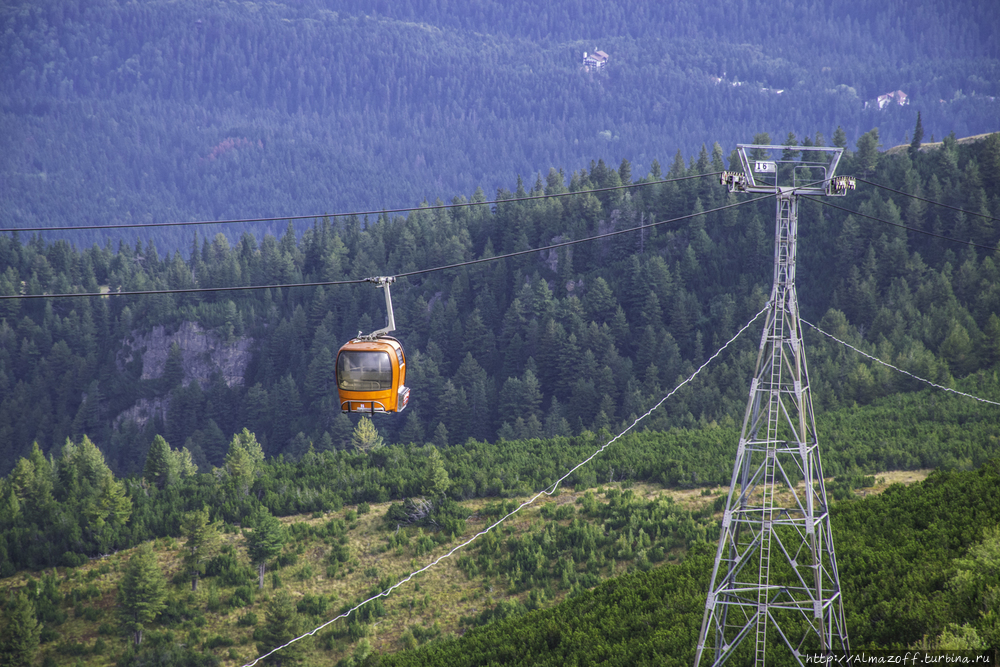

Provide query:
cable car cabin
left=336, top=336, right=409, bottom=413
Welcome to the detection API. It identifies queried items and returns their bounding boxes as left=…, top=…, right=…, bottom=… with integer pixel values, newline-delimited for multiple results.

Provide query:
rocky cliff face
left=118, top=321, right=253, bottom=388
left=114, top=322, right=253, bottom=428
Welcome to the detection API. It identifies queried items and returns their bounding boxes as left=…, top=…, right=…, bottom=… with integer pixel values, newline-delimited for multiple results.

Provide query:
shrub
left=203, top=635, right=235, bottom=649
left=61, top=551, right=88, bottom=567
left=236, top=611, right=258, bottom=627
left=296, top=593, right=328, bottom=616
left=205, top=548, right=254, bottom=587
left=230, top=585, right=255, bottom=608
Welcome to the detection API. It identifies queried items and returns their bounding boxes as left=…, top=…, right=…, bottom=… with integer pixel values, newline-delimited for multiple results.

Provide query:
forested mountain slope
left=2, top=0, right=998, bottom=248
left=1, top=133, right=999, bottom=477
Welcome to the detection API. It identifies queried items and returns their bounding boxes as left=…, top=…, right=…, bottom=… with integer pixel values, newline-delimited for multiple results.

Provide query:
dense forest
left=2, top=0, right=999, bottom=247
left=1, top=131, right=999, bottom=479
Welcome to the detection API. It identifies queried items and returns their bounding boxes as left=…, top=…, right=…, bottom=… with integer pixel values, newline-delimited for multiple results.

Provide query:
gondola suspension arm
left=363, top=276, right=396, bottom=339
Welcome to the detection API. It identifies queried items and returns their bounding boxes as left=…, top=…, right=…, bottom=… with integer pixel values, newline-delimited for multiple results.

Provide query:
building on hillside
left=583, top=50, right=609, bottom=72
left=867, top=89, right=909, bottom=109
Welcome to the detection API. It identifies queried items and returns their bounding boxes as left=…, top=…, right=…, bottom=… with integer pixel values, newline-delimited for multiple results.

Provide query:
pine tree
left=433, top=421, right=450, bottom=448
left=224, top=428, right=265, bottom=495
left=303, top=346, right=336, bottom=406
left=398, top=411, right=426, bottom=445
left=256, top=589, right=304, bottom=666
left=351, top=416, right=384, bottom=454
left=422, top=445, right=451, bottom=498
left=856, top=128, right=882, bottom=176
left=181, top=506, right=220, bottom=591
left=117, top=543, right=166, bottom=646
left=909, top=111, right=924, bottom=157
left=173, top=446, right=198, bottom=477
left=0, top=592, right=40, bottom=667
left=143, top=435, right=178, bottom=489
left=618, top=158, right=632, bottom=185
left=162, top=342, right=185, bottom=390
left=330, top=413, right=355, bottom=449
left=246, top=506, right=284, bottom=589
left=832, top=126, right=848, bottom=148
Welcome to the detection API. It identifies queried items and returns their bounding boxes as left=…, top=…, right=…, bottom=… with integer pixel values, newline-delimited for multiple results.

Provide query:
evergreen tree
left=117, top=543, right=167, bottom=646
left=180, top=506, right=220, bottom=591
left=398, top=411, right=426, bottom=445
left=330, top=413, right=355, bottom=450
left=0, top=592, right=40, bottom=667
left=351, top=416, right=384, bottom=454
left=422, top=445, right=451, bottom=498
left=173, top=446, right=198, bottom=478
left=91, top=474, right=132, bottom=550
left=224, top=429, right=265, bottom=495
left=142, top=435, right=177, bottom=489
left=856, top=128, right=882, bottom=176
left=619, top=158, right=632, bottom=185
left=256, top=589, right=304, bottom=666
left=433, top=421, right=450, bottom=448
left=161, top=342, right=185, bottom=390
left=909, top=111, right=924, bottom=157
left=245, top=506, right=284, bottom=589
left=832, top=126, right=848, bottom=148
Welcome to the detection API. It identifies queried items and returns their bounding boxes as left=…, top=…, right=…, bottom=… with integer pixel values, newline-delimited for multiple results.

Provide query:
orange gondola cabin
left=336, top=277, right=410, bottom=413
left=336, top=335, right=409, bottom=413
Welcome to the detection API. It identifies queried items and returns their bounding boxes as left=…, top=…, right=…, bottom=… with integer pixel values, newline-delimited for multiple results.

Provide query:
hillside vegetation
left=3, top=2, right=1000, bottom=664
left=2, top=136, right=999, bottom=659
left=1, top=132, right=998, bottom=478
left=3, top=447, right=997, bottom=666
left=377, top=461, right=1000, bottom=666
left=2, top=0, right=998, bottom=245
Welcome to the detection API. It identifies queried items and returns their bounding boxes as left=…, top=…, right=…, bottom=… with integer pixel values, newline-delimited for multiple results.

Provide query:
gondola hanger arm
left=363, top=276, right=396, bottom=339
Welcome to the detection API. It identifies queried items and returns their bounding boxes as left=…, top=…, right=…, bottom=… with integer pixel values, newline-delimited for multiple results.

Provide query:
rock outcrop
left=113, top=322, right=253, bottom=428
left=118, top=321, right=252, bottom=388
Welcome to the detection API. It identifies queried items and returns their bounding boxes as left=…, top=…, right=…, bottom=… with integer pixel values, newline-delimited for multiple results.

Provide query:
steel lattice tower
left=694, top=146, right=855, bottom=666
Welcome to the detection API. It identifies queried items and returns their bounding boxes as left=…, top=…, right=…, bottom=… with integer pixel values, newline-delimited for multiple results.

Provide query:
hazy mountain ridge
left=2, top=0, right=998, bottom=251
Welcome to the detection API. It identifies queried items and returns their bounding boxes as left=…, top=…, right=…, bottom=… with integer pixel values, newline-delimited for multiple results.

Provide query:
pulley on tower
left=336, top=277, right=410, bottom=414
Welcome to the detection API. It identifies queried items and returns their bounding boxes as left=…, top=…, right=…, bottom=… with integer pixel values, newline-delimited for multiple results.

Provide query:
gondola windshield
left=337, top=350, right=392, bottom=391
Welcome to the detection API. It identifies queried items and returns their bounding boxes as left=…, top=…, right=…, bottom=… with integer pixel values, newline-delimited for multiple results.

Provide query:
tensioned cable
left=396, top=190, right=775, bottom=279
left=2, top=171, right=718, bottom=234
left=392, top=176, right=850, bottom=282
left=854, top=176, right=999, bottom=223
left=802, top=319, right=1000, bottom=407
left=0, top=277, right=370, bottom=301
left=241, top=303, right=770, bottom=667
left=802, top=196, right=999, bottom=252
left=1, top=190, right=775, bottom=301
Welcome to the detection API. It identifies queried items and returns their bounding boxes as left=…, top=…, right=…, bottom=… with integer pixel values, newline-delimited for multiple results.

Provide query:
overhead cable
left=802, top=319, right=1000, bottom=407
left=1, top=190, right=774, bottom=301
left=240, top=303, right=770, bottom=667
left=802, top=196, right=999, bottom=252
left=395, top=191, right=775, bottom=279
left=854, top=176, right=999, bottom=223
left=2, top=171, right=719, bottom=234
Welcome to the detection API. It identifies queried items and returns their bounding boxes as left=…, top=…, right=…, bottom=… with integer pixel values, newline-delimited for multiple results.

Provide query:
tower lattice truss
left=695, top=191, right=849, bottom=666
